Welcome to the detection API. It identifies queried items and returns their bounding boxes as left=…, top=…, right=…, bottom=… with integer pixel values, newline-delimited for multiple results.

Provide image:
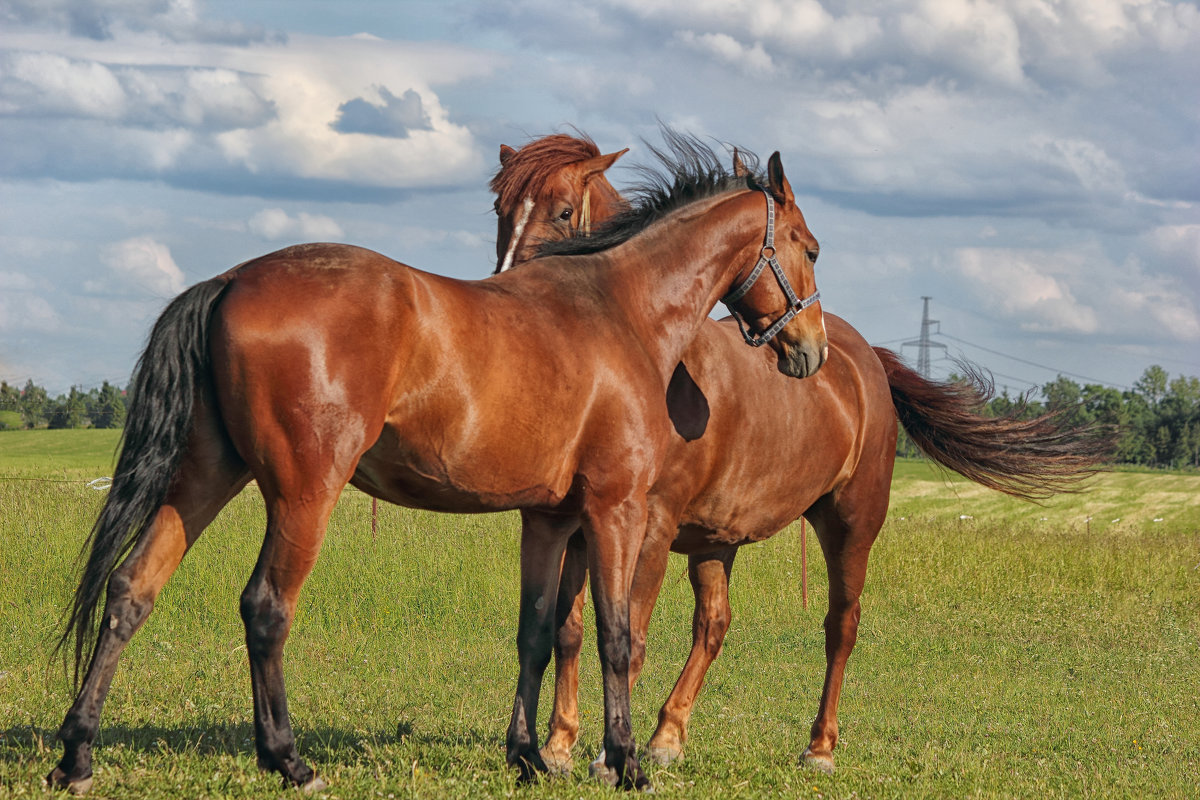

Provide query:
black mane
left=535, top=129, right=763, bottom=258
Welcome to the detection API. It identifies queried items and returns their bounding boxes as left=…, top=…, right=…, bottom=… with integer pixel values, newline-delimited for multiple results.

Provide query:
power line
left=933, top=332, right=1129, bottom=390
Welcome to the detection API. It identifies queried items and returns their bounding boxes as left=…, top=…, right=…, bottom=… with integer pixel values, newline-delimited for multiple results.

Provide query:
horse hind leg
left=801, top=490, right=885, bottom=775
left=539, top=528, right=589, bottom=774
left=645, top=546, right=737, bottom=766
left=47, top=413, right=249, bottom=795
left=237, top=480, right=347, bottom=793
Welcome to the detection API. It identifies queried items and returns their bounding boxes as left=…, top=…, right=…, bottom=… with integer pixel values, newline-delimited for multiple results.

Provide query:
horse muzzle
left=776, top=336, right=828, bottom=378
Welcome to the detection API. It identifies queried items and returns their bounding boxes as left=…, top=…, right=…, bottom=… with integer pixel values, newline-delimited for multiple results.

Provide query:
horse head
left=491, top=135, right=628, bottom=273
left=722, top=152, right=827, bottom=378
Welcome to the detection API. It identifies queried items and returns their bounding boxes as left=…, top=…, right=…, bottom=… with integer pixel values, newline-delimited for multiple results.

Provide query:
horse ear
left=499, top=144, right=517, bottom=166
left=732, top=148, right=750, bottom=178
left=579, top=148, right=629, bottom=182
left=766, top=151, right=794, bottom=207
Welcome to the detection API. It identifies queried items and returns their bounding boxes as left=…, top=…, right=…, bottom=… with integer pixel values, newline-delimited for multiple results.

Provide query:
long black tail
left=874, top=347, right=1114, bottom=500
left=57, top=276, right=233, bottom=685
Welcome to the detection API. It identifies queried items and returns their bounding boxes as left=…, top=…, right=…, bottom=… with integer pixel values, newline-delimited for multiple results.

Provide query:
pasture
left=1, top=430, right=1197, bottom=798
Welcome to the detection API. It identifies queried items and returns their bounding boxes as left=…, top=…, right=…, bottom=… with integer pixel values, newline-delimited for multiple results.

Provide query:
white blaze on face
left=499, top=196, right=535, bottom=273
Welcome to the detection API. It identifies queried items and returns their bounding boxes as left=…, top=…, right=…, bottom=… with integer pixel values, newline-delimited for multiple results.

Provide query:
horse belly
left=353, top=419, right=577, bottom=514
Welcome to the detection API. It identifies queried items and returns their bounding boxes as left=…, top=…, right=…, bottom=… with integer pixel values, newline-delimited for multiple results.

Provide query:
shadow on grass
left=0, top=720, right=499, bottom=766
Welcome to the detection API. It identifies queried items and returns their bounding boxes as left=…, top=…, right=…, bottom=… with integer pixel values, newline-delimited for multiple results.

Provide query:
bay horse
left=46, top=140, right=826, bottom=794
left=491, top=133, right=1110, bottom=777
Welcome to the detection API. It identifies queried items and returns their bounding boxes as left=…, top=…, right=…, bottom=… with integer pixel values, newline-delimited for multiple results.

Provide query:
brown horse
left=46, top=139, right=825, bottom=794
left=491, top=134, right=1110, bottom=777
left=490, top=133, right=629, bottom=272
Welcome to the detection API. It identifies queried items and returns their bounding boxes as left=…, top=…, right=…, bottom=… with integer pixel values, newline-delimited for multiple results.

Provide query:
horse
left=44, top=138, right=826, bottom=795
left=489, top=133, right=629, bottom=273
left=490, top=133, right=1111, bottom=777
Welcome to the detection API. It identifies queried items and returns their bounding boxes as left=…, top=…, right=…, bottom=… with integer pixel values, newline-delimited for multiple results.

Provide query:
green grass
left=1, top=435, right=1198, bottom=798
left=0, top=429, right=122, bottom=475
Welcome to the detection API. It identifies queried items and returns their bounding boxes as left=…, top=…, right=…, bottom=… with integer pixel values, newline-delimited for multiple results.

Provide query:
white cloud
left=956, top=247, right=1099, bottom=333
left=99, top=236, right=186, bottom=296
left=1028, top=135, right=1127, bottom=194
left=674, top=31, right=775, bottom=76
left=952, top=243, right=1200, bottom=342
left=0, top=30, right=499, bottom=193
left=248, top=208, right=344, bottom=241
left=0, top=291, right=61, bottom=333
left=0, top=0, right=270, bottom=44
left=0, top=270, right=38, bottom=291
left=393, top=225, right=488, bottom=253
left=897, top=0, right=1026, bottom=86
left=0, top=51, right=126, bottom=117
left=1146, top=224, right=1200, bottom=273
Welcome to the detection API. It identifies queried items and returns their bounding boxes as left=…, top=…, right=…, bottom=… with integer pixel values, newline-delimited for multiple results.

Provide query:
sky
left=1, top=0, right=1198, bottom=398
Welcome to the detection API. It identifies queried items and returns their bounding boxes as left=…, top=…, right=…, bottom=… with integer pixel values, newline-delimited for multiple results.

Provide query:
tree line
left=0, top=380, right=127, bottom=431
left=899, top=364, right=1198, bottom=471
left=4, top=364, right=1199, bottom=469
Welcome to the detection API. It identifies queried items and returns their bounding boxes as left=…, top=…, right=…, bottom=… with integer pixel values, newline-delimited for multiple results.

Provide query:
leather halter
left=721, top=190, right=820, bottom=348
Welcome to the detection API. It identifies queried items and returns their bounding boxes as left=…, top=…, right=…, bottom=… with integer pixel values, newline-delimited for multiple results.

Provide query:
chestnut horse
left=46, top=140, right=825, bottom=794
left=490, top=133, right=629, bottom=272
left=491, top=134, right=1110, bottom=777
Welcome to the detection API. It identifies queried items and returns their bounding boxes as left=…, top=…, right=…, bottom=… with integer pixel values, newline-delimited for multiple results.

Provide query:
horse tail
left=873, top=347, right=1113, bottom=501
left=57, top=275, right=233, bottom=686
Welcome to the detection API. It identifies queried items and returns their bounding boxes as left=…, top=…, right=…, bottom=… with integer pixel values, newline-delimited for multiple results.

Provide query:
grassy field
left=1, top=430, right=1198, bottom=798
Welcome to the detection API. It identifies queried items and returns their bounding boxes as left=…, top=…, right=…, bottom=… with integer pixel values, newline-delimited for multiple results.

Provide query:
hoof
left=539, top=746, right=573, bottom=776
left=301, top=774, right=328, bottom=794
left=588, top=750, right=618, bottom=787
left=645, top=744, right=682, bottom=767
left=44, top=767, right=93, bottom=796
left=511, top=749, right=549, bottom=784
left=589, top=750, right=652, bottom=792
left=801, top=746, right=836, bottom=775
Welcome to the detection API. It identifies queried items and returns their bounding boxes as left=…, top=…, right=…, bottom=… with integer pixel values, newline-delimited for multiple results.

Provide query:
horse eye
left=493, top=200, right=500, bottom=215
left=806, top=248, right=819, bottom=264
left=558, top=208, right=573, bottom=221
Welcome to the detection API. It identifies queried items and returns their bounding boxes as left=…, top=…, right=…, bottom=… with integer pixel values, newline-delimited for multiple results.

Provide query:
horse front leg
left=505, top=511, right=574, bottom=782
left=540, top=529, right=589, bottom=774
left=587, top=504, right=678, bottom=779
left=583, top=496, right=650, bottom=791
left=646, top=546, right=737, bottom=765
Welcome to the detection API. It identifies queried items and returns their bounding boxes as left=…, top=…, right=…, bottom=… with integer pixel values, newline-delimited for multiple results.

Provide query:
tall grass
left=1, top=442, right=1197, bottom=798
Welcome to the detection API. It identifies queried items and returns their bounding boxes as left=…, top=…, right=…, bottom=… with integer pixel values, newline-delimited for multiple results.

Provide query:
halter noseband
left=721, top=190, right=820, bottom=348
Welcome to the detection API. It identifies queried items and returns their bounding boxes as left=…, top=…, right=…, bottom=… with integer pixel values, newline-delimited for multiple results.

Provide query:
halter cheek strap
left=721, top=190, right=820, bottom=348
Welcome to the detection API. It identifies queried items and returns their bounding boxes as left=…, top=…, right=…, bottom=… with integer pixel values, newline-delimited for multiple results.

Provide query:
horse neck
left=601, top=189, right=764, bottom=381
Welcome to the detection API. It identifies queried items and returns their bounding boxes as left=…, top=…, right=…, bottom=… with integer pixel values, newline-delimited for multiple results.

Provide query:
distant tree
left=20, top=379, right=48, bottom=428
left=48, top=387, right=87, bottom=429
left=1134, top=365, right=1169, bottom=408
left=1042, top=375, right=1091, bottom=428
left=0, top=381, right=21, bottom=430
left=0, top=381, right=21, bottom=423
left=89, top=381, right=126, bottom=429
left=1159, top=375, right=1200, bottom=468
